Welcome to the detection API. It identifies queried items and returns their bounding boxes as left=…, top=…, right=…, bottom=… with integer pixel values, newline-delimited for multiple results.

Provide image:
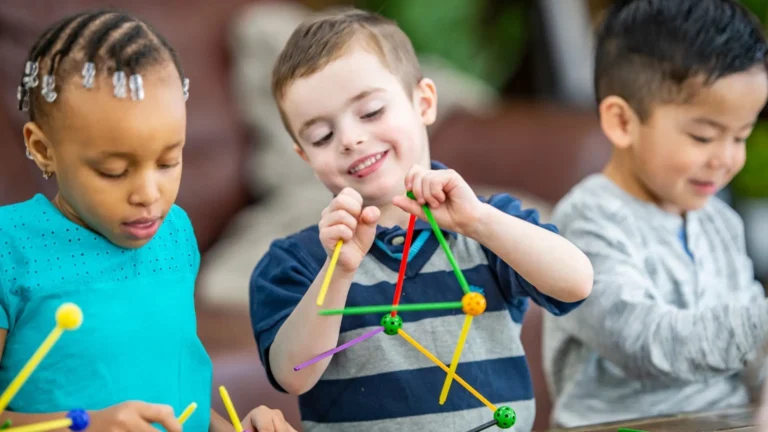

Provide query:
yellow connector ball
left=55, top=303, right=83, bottom=330
left=461, top=292, right=486, bottom=316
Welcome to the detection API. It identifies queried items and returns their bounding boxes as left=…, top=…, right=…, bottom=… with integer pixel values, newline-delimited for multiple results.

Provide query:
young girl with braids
left=1, top=10, right=297, bottom=432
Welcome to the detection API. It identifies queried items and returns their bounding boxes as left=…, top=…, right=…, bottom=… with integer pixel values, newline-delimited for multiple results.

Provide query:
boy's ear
left=414, top=78, right=437, bottom=126
left=598, top=95, right=640, bottom=150
left=23, top=122, right=56, bottom=174
left=293, top=143, right=310, bottom=162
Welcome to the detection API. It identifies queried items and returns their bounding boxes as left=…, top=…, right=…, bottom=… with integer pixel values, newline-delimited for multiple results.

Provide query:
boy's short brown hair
left=271, top=7, right=423, bottom=140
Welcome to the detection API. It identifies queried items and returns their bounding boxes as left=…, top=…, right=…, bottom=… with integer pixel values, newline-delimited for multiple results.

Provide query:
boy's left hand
left=240, top=406, right=298, bottom=432
left=392, top=165, right=485, bottom=236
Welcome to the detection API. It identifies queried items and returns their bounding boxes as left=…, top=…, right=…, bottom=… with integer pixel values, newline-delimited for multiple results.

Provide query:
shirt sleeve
left=717, top=199, right=768, bottom=393
left=480, top=193, right=584, bottom=316
left=556, top=209, right=768, bottom=383
left=249, top=238, right=319, bottom=393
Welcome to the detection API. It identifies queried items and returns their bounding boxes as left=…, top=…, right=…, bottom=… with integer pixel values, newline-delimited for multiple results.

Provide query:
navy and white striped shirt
left=250, top=162, right=583, bottom=432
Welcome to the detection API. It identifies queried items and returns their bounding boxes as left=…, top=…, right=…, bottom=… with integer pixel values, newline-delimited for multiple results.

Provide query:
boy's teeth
left=350, top=152, right=384, bottom=173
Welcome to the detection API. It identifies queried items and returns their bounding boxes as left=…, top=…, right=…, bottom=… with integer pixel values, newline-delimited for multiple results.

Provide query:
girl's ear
left=24, top=122, right=57, bottom=176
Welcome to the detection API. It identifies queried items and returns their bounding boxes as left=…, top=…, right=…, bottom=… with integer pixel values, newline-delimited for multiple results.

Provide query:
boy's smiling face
left=605, top=66, right=768, bottom=214
left=280, top=45, right=436, bottom=207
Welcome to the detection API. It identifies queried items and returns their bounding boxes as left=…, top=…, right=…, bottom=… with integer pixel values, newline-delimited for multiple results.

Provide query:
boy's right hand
left=319, top=187, right=380, bottom=272
left=88, top=401, right=181, bottom=432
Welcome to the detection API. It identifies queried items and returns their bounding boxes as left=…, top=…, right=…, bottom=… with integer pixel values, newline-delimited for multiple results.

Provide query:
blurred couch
left=0, top=0, right=611, bottom=430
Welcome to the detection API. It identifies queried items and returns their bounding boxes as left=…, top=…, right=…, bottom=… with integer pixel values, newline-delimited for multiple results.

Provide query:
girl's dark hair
left=17, top=9, right=187, bottom=122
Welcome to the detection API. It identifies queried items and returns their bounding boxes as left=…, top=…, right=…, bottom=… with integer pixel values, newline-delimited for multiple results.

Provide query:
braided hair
left=16, top=9, right=189, bottom=123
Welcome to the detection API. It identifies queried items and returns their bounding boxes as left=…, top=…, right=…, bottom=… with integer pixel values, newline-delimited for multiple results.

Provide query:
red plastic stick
left=391, top=214, right=417, bottom=317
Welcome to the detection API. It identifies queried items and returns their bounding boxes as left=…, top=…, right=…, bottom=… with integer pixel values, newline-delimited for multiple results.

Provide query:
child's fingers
left=137, top=403, right=181, bottom=432
left=360, top=206, right=381, bottom=225
left=246, top=407, right=294, bottom=432
left=404, top=164, right=422, bottom=191
left=392, top=195, right=425, bottom=219
left=430, top=177, right=447, bottom=204
left=324, top=224, right=354, bottom=244
left=322, top=209, right=358, bottom=233
left=421, top=173, right=444, bottom=208
left=329, top=190, right=363, bottom=217
left=410, top=170, right=425, bottom=205
left=337, top=187, right=363, bottom=204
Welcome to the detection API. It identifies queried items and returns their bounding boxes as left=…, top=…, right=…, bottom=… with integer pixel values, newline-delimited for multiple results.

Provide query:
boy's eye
left=689, top=134, right=713, bottom=144
left=312, top=132, right=333, bottom=146
left=361, top=107, right=384, bottom=120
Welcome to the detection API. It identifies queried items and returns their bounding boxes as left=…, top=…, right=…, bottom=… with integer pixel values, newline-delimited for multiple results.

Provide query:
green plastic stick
left=407, top=191, right=470, bottom=294
left=319, top=302, right=463, bottom=316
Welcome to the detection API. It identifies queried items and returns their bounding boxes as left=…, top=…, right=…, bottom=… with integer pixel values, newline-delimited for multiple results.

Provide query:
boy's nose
left=709, top=142, right=740, bottom=170
left=340, top=135, right=365, bottom=152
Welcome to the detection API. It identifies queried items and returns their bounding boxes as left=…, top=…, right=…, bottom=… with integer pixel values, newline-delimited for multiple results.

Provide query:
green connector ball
left=380, top=314, right=403, bottom=335
left=494, top=406, right=516, bottom=429
left=0, top=419, right=11, bottom=429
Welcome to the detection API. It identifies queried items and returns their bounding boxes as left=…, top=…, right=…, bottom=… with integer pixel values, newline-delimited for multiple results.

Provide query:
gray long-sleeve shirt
left=543, top=174, right=768, bottom=427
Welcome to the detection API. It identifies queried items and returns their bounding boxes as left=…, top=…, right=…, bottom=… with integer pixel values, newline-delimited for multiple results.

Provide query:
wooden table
left=545, top=406, right=759, bottom=432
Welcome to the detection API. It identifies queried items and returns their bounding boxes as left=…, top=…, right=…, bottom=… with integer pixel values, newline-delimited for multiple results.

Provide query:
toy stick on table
left=440, top=314, right=473, bottom=404
left=391, top=214, right=416, bottom=317
left=177, top=402, right=197, bottom=424
left=317, top=240, right=343, bottom=306
left=465, top=419, right=497, bottom=432
left=397, top=329, right=496, bottom=412
left=294, top=327, right=384, bottom=371
left=0, top=303, right=82, bottom=414
left=220, top=386, right=243, bottom=432
left=406, top=192, right=470, bottom=295
left=318, top=302, right=463, bottom=316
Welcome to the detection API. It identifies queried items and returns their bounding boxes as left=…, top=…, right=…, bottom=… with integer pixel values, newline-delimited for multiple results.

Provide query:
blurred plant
left=740, top=0, right=768, bottom=23
left=729, top=1, right=768, bottom=199
left=356, top=0, right=528, bottom=90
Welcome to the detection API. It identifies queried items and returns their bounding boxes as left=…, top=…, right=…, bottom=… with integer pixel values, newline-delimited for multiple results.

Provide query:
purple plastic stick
left=294, top=327, right=385, bottom=371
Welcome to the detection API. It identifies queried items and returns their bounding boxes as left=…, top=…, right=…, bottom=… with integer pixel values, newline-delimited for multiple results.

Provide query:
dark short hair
left=594, top=0, right=767, bottom=121
left=17, top=9, right=186, bottom=123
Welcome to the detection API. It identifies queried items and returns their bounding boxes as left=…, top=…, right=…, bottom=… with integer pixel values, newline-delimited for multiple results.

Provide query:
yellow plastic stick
left=178, top=402, right=197, bottom=424
left=4, top=418, right=71, bottom=432
left=397, top=329, right=496, bottom=412
left=219, top=386, right=243, bottom=432
left=0, top=304, right=82, bottom=414
left=317, top=240, right=343, bottom=306
left=439, top=314, right=473, bottom=404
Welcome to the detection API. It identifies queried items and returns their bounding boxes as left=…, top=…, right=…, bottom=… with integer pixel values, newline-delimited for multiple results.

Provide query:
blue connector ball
left=66, top=409, right=89, bottom=431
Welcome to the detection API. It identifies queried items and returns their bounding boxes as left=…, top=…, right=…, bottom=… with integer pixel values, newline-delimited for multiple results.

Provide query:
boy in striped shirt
left=249, top=7, right=593, bottom=431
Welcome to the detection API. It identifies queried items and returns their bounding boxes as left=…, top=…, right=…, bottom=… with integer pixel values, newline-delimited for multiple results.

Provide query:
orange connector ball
left=461, top=292, right=486, bottom=316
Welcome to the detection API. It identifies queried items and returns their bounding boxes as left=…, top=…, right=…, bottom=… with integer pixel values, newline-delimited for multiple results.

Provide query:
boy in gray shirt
left=544, top=0, right=768, bottom=427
